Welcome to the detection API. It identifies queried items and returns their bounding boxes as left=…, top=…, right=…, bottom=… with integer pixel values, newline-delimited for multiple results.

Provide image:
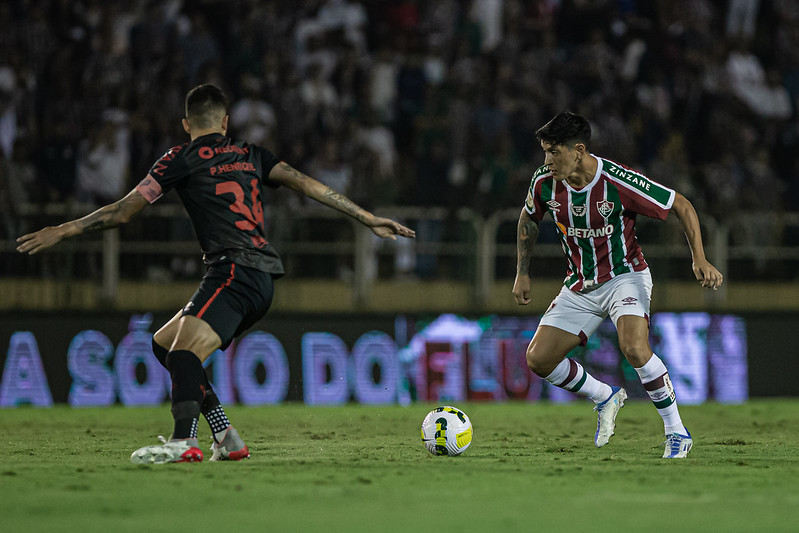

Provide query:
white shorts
left=539, top=269, right=653, bottom=345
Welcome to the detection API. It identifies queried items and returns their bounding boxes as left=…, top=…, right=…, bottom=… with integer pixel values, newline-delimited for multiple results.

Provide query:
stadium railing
left=1, top=203, right=798, bottom=311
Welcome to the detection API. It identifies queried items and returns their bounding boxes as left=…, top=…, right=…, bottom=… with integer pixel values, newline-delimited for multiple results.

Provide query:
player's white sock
left=544, top=358, right=612, bottom=404
left=635, top=354, right=687, bottom=435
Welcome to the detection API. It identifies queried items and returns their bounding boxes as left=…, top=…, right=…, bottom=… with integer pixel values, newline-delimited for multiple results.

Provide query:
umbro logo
left=546, top=200, right=561, bottom=212
left=621, top=296, right=638, bottom=306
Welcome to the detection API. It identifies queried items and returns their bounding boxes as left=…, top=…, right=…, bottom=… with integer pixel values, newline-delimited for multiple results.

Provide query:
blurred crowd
left=1, top=0, right=799, bottom=237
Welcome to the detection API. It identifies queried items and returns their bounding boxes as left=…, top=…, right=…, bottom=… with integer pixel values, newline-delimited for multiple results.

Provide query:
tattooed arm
left=269, top=162, right=415, bottom=240
left=512, top=208, right=540, bottom=305
left=16, top=189, right=149, bottom=255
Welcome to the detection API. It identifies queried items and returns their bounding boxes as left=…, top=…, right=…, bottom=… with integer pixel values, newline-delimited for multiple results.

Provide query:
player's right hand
left=512, top=274, right=532, bottom=305
left=16, top=226, right=64, bottom=255
left=368, top=216, right=416, bottom=240
left=692, top=259, right=724, bottom=290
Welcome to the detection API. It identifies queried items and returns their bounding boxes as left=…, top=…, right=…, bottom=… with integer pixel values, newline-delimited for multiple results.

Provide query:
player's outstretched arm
left=269, top=161, right=415, bottom=240
left=670, top=192, right=724, bottom=290
left=513, top=208, right=539, bottom=305
left=16, top=189, right=150, bottom=255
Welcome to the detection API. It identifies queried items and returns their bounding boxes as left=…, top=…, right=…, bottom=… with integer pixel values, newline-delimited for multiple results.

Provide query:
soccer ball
left=420, top=406, right=473, bottom=456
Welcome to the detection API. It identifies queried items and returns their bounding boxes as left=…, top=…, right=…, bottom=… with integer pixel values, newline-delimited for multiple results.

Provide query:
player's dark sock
left=171, top=400, right=201, bottom=440
left=156, top=339, right=234, bottom=438
left=154, top=338, right=227, bottom=416
left=166, top=350, right=206, bottom=439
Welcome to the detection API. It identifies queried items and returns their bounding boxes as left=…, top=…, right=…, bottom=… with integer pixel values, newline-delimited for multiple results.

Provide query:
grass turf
left=1, top=400, right=798, bottom=533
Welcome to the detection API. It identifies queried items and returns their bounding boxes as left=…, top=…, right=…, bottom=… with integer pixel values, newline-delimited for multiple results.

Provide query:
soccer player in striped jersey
left=512, top=112, right=723, bottom=458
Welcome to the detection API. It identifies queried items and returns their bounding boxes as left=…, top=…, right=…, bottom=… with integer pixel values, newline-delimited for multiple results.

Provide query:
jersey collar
left=564, top=154, right=602, bottom=192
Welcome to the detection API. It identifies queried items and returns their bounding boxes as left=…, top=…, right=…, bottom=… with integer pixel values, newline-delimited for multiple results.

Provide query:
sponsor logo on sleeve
left=525, top=189, right=535, bottom=211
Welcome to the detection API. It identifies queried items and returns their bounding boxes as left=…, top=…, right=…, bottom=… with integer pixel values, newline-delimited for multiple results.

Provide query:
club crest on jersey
left=546, top=199, right=561, bottom=212
left=571, top=205, right=587, bottom=217
left=597, top=200, right=614, bottom=218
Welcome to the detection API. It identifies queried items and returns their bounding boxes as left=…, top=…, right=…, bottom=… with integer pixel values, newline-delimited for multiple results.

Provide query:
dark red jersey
left=135, top=133, right=284, bottom=275
left=524, top=155, right=675, bottom=291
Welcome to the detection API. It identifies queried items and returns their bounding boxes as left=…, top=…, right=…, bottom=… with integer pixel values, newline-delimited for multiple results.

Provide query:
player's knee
left=169, top=317, right=222, bottom=360
left=170, top=337, right=218, bottom=361
left=525, top=343, right=549, bottom=377
left=619, top=340, right=651, bottom=367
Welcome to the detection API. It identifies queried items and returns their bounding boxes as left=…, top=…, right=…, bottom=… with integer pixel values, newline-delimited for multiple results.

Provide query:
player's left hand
left=16, top=226, right=65, bottom=255
left=369, top=217, right=416, bottom=240
left=692, top=259, right=723, bottom=290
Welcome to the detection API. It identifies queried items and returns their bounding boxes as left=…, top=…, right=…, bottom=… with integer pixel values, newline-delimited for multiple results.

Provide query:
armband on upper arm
left=135, top=175, right=163, bottom=203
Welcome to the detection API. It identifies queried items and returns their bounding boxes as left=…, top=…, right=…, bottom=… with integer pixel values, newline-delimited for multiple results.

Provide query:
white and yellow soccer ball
left=421, top=406, right=473, bottom=456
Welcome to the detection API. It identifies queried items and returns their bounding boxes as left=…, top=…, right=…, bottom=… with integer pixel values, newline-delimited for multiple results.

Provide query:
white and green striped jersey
left=524, top=155, right=675, bottom=291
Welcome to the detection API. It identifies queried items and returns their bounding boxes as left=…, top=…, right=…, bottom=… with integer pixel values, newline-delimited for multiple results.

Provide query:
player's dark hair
left=536, top=112, right=591, bottom=148
left=185, top=84, right=228, bottom=129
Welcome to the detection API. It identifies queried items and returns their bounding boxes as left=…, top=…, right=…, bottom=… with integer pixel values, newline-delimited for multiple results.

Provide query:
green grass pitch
left=2, top=400, right=798, bottom=533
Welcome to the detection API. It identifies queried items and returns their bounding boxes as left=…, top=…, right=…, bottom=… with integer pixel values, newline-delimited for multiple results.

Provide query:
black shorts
left=182, top=262, right=275, bottom=349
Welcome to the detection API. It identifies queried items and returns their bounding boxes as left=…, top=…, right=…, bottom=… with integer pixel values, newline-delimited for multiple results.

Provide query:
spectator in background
left=354, top=110, right=397, bottom=181
left=4, top=137, right=35, bottom=204
left=332, top=43, right=368, bottom=112
left=300, top=62, right=341, bottom=132
left=413, top=136, right=452, bottom=279
left=317, top=0, right=368, bottom=53
left=701, top=150, right=746, bottom=224
left=772, top=0, right=799, bottom=111
left=470, top=0, right=505, bottom=53
left=75, top=109, right=130, bottom=206
left=308, top=136, right=356, bottom=279
left=0, top=137, right=36, bottom=238
left=81, top=7, right=133, bottom=102
left=758, top=69, right=793, bottom=121
left=726, top=0, right=761, bottom=41
left=726, top=41, right=788, bottom=119
left=394, top=43, right=428, bottom=154
left=39, top=121, right=77, bottom=203
left=368, top=45, right=399, bottom=123
left=4, top=0, right=799, bottom=274
left=179, top=12, right=220, bottom=86
left=420, top=0, right=460, bottom=52
left=309, top=137, right=352, bottom=199
left=229, top=73, right=277, bottom=148
left=476, top=132, right=520, bottom=215
left=0, top=65, right=18, bottom=160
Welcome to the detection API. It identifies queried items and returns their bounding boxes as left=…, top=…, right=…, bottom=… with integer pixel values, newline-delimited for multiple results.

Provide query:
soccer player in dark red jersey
left=17, top=84, right=415, bottom=463
left=513, top=112, right=723, bottom=458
